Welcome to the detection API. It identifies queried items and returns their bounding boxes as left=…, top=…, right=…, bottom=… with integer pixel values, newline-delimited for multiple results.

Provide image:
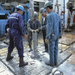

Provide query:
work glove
left=45, top=38, right=49, bottom=44
left=36, top=29, right=39, bottom=32
left=31, top=30, right=35, bottom=33
left=7, top=28, right=9, bottom=32
left=39, top=27, right=42, bottom=31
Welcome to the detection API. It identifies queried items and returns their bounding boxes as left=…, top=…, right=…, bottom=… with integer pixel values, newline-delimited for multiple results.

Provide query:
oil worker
left=40, top=8, right=48, bottom=52
left=5, top=5, right=28, bottom=67
left=44, top=1, right=62, bottom=66
left=27, top=11, right=41, bottom=52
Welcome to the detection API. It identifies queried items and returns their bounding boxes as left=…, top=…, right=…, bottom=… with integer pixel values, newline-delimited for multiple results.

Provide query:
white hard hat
left=44, top=1, right=53, bottom=8
left=34, top=11, right=38, bottom=18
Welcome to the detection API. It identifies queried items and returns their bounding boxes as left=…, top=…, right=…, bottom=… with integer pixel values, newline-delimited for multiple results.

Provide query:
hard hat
left=40, top=8, right=46, bottom=15
left=50, top=68, right=63, bottom=75
left=67, top=2, right=74, bottom=9
left=34, top=11, right=38, bottom=18
left=44, top=1, right=53, bottom=8
left=16, top=5, right=24, bottom=12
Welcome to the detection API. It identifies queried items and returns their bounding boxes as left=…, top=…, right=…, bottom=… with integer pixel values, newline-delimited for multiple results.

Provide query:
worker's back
left=47, top=11, right=62, bottom=40
left=7, top=12, right=25, bottom=35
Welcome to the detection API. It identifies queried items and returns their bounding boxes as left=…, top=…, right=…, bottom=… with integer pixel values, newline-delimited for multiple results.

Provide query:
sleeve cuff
left=46, top=35, right=50, bottom=39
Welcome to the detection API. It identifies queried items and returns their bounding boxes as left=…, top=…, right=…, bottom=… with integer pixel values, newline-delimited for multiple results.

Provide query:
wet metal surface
left=0, top=42, right=8, bottom=49
left=58, top=53, right=75, bottom=75
left=0, top=40, right=29, bottom=57
left=58, top=61, right=75, bottom=75
left=59, top=34, right=75, bottom=45
left=0, top=37, right=6, bottom=41
left=38, top=37, right=70, bottom=51
left=0, top=43, right=72, bottom=75
left=67, top=43, right=75, bottom=54
left=0, top=61, right=14, bottom=75
left=58, top=44, right=70, bottom=51
left=68, top=53, right=75, bottom=65
left=0, top=32, right=75, bottom=75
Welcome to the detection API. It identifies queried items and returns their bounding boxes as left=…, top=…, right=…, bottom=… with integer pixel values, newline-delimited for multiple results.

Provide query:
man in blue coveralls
left=40, top=8, right=48, bottom=52
left=5, top=5, right=28, bottom=67
left=44, top=1, right=62, bottom=66
left=27, top=11, right=41, bottom=52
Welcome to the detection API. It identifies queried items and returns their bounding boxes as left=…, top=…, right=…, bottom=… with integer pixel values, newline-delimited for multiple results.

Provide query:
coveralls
left=5, top=12, right=26, bottom=57
left=27, top=19, right=41, bottom=50
left=46, top=11, right=62, bottom=65
left=41, top=17, right=48, bottom=52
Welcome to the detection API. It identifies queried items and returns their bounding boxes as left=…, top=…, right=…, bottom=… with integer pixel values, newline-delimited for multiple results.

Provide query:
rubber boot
left=6, top=52, right=13, bottom=61
left=45, top=61, right=54, bottom=67
left=54, top=59, right=58, bottom=66
left=19, top=57, right=28, bottom=67
left=55, top=62, right=58, bottom=66
left=28, top=45, right=32, bottom=52
left=29, top=48, right=32, bottom=52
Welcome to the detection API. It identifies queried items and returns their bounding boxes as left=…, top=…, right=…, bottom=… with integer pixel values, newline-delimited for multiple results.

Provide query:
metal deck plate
left=0, top=42, right=8, bottom=49
left=38, top=37, right=70, bottom=51
left=0, top=43, right=72, bottom=75
left=38, top=38, right=44, bottom=44
left=67, top=43, right=75, bottom=53
left=58, top=53, right=75, bottom=75
left=68, top=53, right=75, bottom=65
left=0, top=61, right=14, bottom=75
left=0, top=41, right=29, bottom=57
left=59, top=34, right=75, bottom=45
left=58, top=44, right=70, bottom=51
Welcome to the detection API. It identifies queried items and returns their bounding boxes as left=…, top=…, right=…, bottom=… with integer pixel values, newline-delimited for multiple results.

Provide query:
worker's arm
left=40, top=18, right=47, bottom=30
left=27, top=19, right=32, bottom=31
left=37, top=20, right=41, bottom=29
left=18, top=15, right=27, bottom=39
left=46, top=15, right=53, bottom=39
left=42, top=17, right=47, bottom=30
left=5, top=20, right=9, bottom=37
left=59, top=18, right=62, bottom=38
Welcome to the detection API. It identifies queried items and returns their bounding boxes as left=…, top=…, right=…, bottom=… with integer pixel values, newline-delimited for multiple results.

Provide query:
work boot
left=19, top=57, right=28, bottom=67
left=6, top=53, right=13, bottom=61
left=45, top=61, right=54, bottom=67
left=45, top=49, right=48, bottom=52
left=28, top=48, right=32, bottom=52
left=55, top=62, right=58, bottom=66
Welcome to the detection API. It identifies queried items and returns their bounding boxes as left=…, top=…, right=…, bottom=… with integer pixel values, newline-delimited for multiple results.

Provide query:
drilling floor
left=0, top=43, right=72, bottom=75
left=0, top=32, right=75, bottom=75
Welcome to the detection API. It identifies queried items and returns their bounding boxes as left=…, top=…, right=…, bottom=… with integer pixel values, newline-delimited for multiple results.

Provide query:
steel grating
left=0, top=43, right=72, bottom=75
